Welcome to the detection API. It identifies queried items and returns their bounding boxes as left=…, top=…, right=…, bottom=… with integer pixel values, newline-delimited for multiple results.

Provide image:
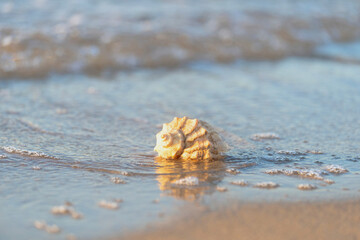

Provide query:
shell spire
left=154, top=117, right=228, bottom=160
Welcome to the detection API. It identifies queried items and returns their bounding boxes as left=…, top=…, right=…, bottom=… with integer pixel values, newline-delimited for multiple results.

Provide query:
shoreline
left=113, top=198, right=360, bottom=240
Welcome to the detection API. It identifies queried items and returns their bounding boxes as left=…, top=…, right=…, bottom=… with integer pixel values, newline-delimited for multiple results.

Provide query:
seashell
left=154, top=117, right=228, bottom=160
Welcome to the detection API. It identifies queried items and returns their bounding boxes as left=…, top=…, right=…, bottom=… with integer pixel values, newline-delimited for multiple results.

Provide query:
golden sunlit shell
left=154, top=117, right=228, bottom=160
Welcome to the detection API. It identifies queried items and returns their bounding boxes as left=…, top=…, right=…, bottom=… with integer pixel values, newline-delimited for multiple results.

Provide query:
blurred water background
left=1, top=0, right=360, bottom=78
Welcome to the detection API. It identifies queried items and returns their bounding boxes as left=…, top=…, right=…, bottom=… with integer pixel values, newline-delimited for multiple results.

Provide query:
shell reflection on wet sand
left=155, top=157, right=226, bottom=201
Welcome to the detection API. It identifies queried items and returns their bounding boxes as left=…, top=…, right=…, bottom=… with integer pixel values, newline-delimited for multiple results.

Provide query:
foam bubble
left=306, top=150, right=324, bottom=154
left=262, top=155, right=292, bottom=163
left=2, top=36, right=12, bottom=47
left=230, top=180, right=248, bottom=186
left=250, top=133, right=280, bottom=141
left=2, top=146, right=57, bottom=159
left=226, top=168, right=241, bottom=174
left=1, top=2, right=13, bottom=13
left=56, top=108, right=68, bottom=114
left=51, top=205, right=83, bottom=219
left=324, top=179, right=335, bottom=184
left=66, top=234, right=77, bottom=240
left=119, top=171, right=131, bottom=176
left=324, top=165, right=348, bottom=174
left=34, top=221, right=61, bottom=234
left=216, top=186, right=228, bottom=192
left=277, top=150, right=306, bottom=156
left=68, top=14, right=83, bottom=26
left=264, top=168, right=325, bottom=180
left=98, top=200, right=119, bottom=210
left=87, top=87, right=98, bottom=95
left=297, top=184, right=317, bottom=190
left=173, top=176, right=199, bottom=186
left=254, top=182, right=279, bottom=189
left=110, top=177, right=126, bottom=184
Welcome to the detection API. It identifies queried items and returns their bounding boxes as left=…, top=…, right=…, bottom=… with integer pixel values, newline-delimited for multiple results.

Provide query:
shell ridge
left=181, top=118, right=199, bottom=136
left=177, top=117, right=188, bottom=130
left=185, top=126, right=207, bottom=143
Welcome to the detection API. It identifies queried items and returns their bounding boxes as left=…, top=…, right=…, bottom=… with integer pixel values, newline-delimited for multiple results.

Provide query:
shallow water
left=1, top=57, right=360, bottom=239
left=1, top=0, right=360, bottom=239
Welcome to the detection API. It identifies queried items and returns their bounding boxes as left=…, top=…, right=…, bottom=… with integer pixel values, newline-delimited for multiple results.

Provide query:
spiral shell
left=154, top=117, right=228, bottom=160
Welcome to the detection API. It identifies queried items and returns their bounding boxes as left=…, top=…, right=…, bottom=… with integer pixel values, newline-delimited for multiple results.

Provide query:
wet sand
left=118, top=199, right=360, bottom=240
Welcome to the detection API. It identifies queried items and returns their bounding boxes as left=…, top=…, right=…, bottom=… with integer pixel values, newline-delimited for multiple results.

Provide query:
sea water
left=1, top=0, right=360, bottom=239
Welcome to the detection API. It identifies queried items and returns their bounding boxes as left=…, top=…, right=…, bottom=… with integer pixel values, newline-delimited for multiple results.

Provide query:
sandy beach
left=1, top=0, right=360, bottom=239
left=119, top=199, right=360, bottom=240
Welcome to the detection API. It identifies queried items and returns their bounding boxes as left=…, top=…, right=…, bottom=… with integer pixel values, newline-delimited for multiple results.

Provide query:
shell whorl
left=154, top=117, right=227, bottom=160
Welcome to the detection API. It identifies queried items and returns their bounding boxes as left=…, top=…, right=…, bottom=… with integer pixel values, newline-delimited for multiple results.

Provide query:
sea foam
left=324, top=165, right=348, bottom=174
left=2, top=146, right=57, bottom=159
